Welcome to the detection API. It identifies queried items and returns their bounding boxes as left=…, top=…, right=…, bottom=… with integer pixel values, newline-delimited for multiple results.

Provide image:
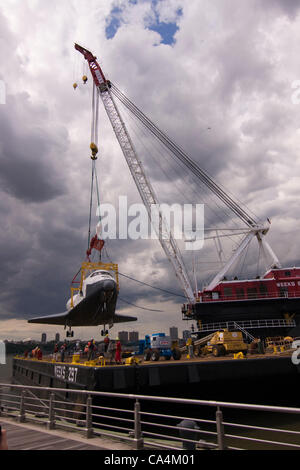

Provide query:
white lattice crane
left=75, top=43, right=195, bottom=303
left=75, top=43, right=280, bottom=303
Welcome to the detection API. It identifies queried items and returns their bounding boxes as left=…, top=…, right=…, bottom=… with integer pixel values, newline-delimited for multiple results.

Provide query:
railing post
left=216, top=406, right=225, bottom=450
left=86, top=395, right=93, bottom=438
left=133, top=399, right=144, bottom=450
left=19, top=389, right=26, bottom=423
left=47, top=393, right=55, bottom=430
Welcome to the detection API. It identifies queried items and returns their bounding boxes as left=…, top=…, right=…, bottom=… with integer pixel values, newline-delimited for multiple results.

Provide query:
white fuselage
left=66, top=270, right=116, bottom=311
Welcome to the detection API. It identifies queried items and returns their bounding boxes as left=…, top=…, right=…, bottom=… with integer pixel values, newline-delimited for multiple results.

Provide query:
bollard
left=19, top=390, right=26, bottom=423
left=133, top=400, right=144, bottom=449
left=47, top=393, right=56, bottom=430
left=177, top=419, right=199, bottom=450
left=216, top=407, right=225, bottom=450
left=85, top=395, right=93, bottom=438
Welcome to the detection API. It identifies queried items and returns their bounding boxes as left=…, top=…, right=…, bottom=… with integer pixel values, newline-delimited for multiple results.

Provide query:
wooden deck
left=1, top=418, right=134, bottom=451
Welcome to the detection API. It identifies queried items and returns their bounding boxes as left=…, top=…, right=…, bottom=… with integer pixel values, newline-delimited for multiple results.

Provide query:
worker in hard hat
left=115, top=337, right=122, bottom=364
left=186, top=337, right=194, bottom=359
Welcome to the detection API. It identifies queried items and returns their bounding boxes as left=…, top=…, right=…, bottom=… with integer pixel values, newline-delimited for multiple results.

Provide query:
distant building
left=182, top=330, right=191, bottom=341
left=118, top=331, right=129, bottom=343
left=22, top=338, right=32, bottom=343
left=55, top=333, right=60, bottom=343
left=41, top=333, right=47, bottom=344
left=169, top=327, right=178, bottom=340
left=129, top=331, right=139, bottom=342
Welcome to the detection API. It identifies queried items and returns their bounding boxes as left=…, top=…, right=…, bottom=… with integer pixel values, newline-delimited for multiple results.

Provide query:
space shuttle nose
left=103, top=279, right=115, bottom=291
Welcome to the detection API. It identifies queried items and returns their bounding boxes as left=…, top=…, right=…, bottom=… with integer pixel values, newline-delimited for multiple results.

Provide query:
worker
left=32, top=346, right=38, bottom=358
left=115, top=338, right=122, bottom=365
left=82, top=75, right=88, bottom=84
left=104, top=334, right=110, bottom=353
left=73, top=82, right=78, bottom=90
left=257, top=338, right=265, bottom=355
left=186, top=338, right=194, bottom=359
left=60, top=343, right=66, bottom=362
left=54, top=343, right=59, bottom=361
left=37, top=347, right=43, bottom=360
left=88, top=339, right=96, bottom=361
left=0, top=426, right=8, bottom=450
left=107, top=339, right=115, bottom=364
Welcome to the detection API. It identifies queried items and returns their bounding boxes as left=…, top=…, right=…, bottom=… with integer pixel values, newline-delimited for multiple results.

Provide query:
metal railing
left=233, top=322, right=256, bottom=342
left=1, top=383, right=300, bottom=450
left=196, top=318, right=297, bottom=334
left=198, top=290, right=300, bottom=303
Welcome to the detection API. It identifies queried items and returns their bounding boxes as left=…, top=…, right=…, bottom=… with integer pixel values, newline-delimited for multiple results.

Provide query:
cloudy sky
left=0, top=0, right=300, bottom=341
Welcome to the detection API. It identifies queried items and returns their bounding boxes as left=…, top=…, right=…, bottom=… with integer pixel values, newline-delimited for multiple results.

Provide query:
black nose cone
left=103, top=279, right=115, bottom=291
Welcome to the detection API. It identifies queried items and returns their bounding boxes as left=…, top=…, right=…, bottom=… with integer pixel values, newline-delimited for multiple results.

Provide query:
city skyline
left=1, top=328, right=193, bottom=343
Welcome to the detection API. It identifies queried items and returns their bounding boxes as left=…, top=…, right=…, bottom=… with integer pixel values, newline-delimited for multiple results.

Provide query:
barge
left=12, top=351, right=300, bottom=406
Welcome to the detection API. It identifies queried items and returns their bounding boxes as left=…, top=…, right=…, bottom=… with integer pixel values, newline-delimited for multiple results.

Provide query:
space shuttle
left=28, top=268, right=137, bottom=336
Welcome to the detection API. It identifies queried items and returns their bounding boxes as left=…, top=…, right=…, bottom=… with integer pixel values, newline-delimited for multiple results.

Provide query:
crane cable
left=118, top=296, right=163, bottom=312
left=110, top=83, right=259, bottom=228
left=87, top=83, right=101, bottom=251
left=103, top=244, right=186, bottom=299
left=87, top=160, right=95, bottom=250
left=116, top=95, right=245, bottom=249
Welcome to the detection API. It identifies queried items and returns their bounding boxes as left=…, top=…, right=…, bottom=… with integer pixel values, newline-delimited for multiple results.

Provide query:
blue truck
left=137, top=333, right=181, bottom=361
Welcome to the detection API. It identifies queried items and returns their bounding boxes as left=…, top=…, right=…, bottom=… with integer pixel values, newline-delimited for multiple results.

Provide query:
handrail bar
left=90, top=413, right=133, bottom=424
left=141, top=419, right=217, bottom=436
left=91, top=404, right=134, bottom=414
left=140, top=410, right=216, bottom=425
left=1, top=383, right=300, bottom=414
left=224, top=433, right=300, bottom=448
left=223, top=421, right=300, bottom=435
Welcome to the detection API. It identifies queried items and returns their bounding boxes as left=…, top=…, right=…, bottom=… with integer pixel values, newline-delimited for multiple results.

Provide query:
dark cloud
left=257, top=0, right=300, bottom=19
left=0, top=94, right=67, bottom=202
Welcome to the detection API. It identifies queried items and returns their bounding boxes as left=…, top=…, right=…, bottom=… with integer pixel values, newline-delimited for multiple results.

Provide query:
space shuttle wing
left=113, top=313, right=137, bottom=323
left=28, top=311, right=70, bottom=325
left=27, top=283, right=137, bottom=326
left=27, top=295, right=92, bottom=326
